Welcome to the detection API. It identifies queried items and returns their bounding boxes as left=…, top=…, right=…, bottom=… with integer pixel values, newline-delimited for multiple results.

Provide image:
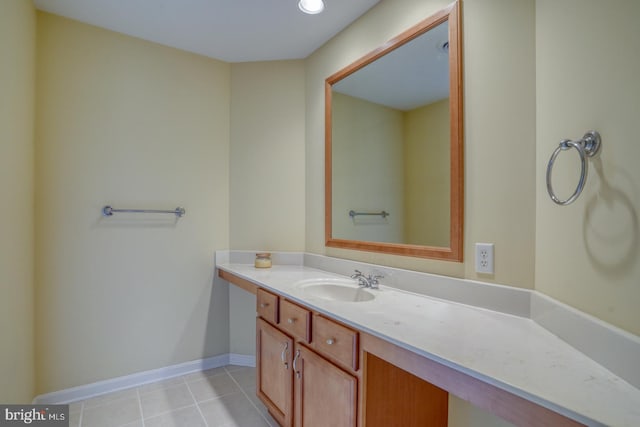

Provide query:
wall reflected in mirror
left=331, top=20, right=450, bottom=247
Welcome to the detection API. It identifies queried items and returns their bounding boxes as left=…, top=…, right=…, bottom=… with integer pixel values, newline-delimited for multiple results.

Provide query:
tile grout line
left=184, top=377, right=210, bottom=427
left=135, top=388, right=146, bottom=427
left=78, top=401, right=84, bottom=427
left=78, top=389, right=138, bottom=410
left=225, top=366, right=274, bottom=427
left=192, top=391, right=242, bottom=406
left=141, top=403, right=202, bottom=424
left=138, top=378, right=202, bottom=423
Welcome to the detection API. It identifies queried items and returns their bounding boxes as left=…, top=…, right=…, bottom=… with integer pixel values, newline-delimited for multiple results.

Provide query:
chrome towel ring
left=546, top=130, right=601, bottom=206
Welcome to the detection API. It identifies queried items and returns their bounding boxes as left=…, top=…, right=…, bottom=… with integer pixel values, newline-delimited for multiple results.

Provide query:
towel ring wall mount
left=546, top=130, right=601, bottom=206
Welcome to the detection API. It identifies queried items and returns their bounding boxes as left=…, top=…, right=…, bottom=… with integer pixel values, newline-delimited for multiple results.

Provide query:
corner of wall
left=0, top=0, right=37, bottom=403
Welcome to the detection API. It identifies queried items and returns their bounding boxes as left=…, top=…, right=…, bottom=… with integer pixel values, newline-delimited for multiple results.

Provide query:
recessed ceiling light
left=298, top=0, right=325, bottom=15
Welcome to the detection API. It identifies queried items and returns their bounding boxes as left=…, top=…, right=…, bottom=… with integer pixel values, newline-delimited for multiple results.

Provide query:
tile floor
left=67, top=365, right=278, bottom=427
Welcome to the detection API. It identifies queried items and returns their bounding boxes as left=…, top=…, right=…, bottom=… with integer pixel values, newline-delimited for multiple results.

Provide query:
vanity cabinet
left=221, top=268, right=591, bottom=427
left=255, top=289, right=358, bottom=427
left=293, top=344, right=357, bottom=427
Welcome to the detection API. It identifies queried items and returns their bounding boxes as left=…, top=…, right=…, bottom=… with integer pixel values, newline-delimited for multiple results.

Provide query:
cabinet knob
left=287, top=318, right=296, bottom=324
left=326, top=338, right=335, bottom=345
left=260, top=303, right=268, bottom=308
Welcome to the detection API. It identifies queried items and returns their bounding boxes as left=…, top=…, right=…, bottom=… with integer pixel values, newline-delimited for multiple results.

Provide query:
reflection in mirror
left=325, top=1, right=463, bottom=261
left=332, top=21, right=450, bottom=247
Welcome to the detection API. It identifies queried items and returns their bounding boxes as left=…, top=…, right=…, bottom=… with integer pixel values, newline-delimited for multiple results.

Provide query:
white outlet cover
left=475, top=243, right=494, bottom=274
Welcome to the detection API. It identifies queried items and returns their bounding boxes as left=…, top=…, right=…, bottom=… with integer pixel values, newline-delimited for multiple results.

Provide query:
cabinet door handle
left=293, top=349, right=301, bottom=379
left=260, top=303, right=268, bottom=308
left=281, top=342, right=289, bottom=369
left=326, top=338, right=335, bottom=345
left=287, top=318, right=296, bottom=324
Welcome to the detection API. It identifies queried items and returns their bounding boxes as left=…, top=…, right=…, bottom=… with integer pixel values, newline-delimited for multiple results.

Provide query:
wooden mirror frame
left=325, top=0, right=463, bottom=261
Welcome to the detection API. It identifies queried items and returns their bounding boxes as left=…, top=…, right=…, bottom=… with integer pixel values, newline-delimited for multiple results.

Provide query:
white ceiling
left=33, top=0, right=381, bottom=62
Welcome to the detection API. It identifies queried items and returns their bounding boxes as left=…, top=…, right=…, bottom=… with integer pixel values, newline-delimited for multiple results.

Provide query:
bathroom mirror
left=325, top=0, right=463, bottom=261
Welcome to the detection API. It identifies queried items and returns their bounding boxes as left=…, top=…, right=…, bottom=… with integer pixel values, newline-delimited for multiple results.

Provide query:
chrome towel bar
left=102, top=205, right=186, bottom=218
left=349, top=210, right=389, bottom=218
left=546, top=130, right=601, bottom=206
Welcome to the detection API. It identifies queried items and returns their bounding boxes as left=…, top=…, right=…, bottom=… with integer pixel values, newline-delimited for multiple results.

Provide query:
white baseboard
left=229, top=353, right=256, bottom=367
left=32, top=353, right=256, bottom=405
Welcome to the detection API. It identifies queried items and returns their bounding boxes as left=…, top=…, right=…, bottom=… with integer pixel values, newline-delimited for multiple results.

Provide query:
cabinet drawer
left=279, top=299, right=311, bottom=343
left=312, top=315, right=359, bottom=371
left=257, top=288, right=279, bottom=324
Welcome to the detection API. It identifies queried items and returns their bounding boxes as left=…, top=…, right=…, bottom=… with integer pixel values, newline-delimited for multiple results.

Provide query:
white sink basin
left=295, top=278, right=375, bottom=302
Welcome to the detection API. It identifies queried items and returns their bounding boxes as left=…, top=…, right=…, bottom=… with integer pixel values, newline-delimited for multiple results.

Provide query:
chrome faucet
left=368, top=274, right=384, bottom=289
left=350, top=269, right=384, bottom=289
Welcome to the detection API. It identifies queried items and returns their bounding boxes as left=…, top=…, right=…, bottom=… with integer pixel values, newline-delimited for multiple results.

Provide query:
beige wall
left=448, top=395, right=514, bottom=427
left=228, top=60, right=306, bottom=355
left=404, top=99, right=450, bottom=247
left=229, top=61, right=306, bottom=252
left=462, top=0, right=537, bottom=286
left=535, top=0, right=640, bottom=335
left=306, top=0, right=536, bottom=283
left=0, top=0, right=36, bottom=403
left=34, top=13, right=231, bottom=394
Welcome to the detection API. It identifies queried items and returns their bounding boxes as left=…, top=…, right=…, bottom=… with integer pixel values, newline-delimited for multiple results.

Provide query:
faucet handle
left=368, top=273, right=384, bottom=289
left=351, top=270, right=370, bottom=287
left=351, top=269, right=364, bottom=278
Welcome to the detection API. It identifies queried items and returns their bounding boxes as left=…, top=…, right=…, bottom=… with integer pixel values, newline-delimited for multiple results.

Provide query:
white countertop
left=217, top=262, right=640, bottom=427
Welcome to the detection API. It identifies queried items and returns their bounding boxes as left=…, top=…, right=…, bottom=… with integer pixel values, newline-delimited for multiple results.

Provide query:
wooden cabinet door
left=293, top=344, right=357, bottom=427
left=257, top=318, right=293, bottom=427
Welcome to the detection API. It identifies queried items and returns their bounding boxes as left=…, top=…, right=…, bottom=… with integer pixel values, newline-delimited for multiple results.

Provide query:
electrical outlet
left=475, top=243, right=494, bottom=274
